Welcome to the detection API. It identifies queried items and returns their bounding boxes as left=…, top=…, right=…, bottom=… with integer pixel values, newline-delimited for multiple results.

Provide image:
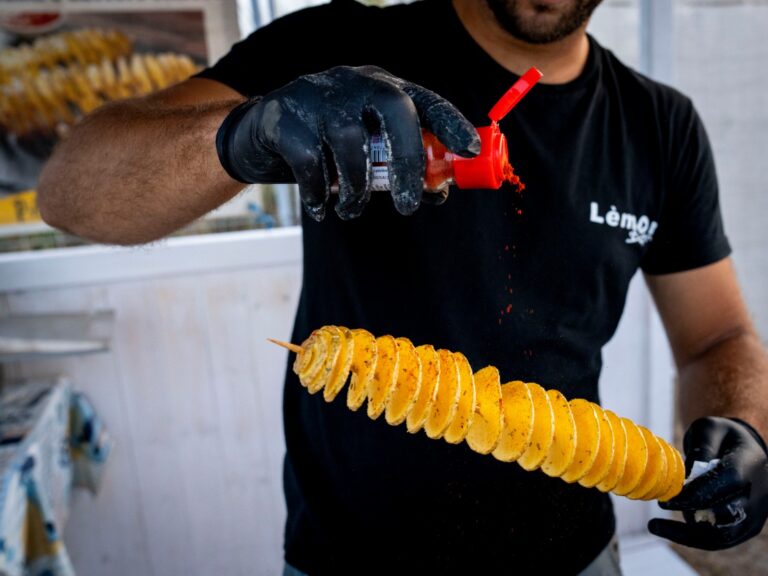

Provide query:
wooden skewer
left=268, top=338, right=303, bottom=354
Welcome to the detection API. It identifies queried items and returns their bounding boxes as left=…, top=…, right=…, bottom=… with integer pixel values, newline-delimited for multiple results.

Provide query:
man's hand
left=648, top=416, right=768, bottom=550
left=215, top=65, right=480, bottom=221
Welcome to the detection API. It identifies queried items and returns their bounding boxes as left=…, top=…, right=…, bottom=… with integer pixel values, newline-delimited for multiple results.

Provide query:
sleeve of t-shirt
left=640, top=95, right=731, bottom=275
left=194, top=0, right=357, bottom=98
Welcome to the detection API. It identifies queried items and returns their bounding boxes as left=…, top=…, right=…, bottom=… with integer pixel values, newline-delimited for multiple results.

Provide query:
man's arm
left=38, top=78, right=246, bottom=245
left=646, top=257, right=768, bottom=549
left=645, top=257, right=768, bottom=438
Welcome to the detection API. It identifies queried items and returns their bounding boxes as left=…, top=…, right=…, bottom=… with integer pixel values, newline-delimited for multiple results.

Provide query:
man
left=37, top=0, right=768, bottom=573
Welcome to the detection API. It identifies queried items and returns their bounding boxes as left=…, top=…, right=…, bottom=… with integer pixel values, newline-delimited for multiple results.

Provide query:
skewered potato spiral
left=271, top=326, right=685, bottom=502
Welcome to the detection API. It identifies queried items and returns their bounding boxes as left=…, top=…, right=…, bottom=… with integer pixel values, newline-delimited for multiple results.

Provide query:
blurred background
left=0, top=1, right=765, bottom=575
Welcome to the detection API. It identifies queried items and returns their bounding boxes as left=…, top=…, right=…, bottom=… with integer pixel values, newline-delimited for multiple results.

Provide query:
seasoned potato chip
left=444, top=352, right=477, bottom=444
left=306, top=326, right=342, bottom=394
left=658, top=443, right=685, bottom=502
left=296, top=329, right=326, bottom=385
left=613, top=418, right=648, bottom=496
left=367, top=335, right=399, bottom=420
left=517, top=383, right=555, bottom=471
left=407, top=345, right=440, bottom=433
left=346, top=329, right=378, bottom=411
left=579, top=407, right=615, bottom=488
left=492, top=381, right=534, bottom=462
left=323, top=326, right=355, bottom=402
left=541, top=389, right=576, bottom=478
left=561, top=399, right=600, bottom=483
left=648, top=440, right=676, bottom=501
left=385, top=338, right=423, bottom=426
left=466, top=366, right=503, bottom=454
left=628, top=427, right=667, bottom=500
left=597, top=410, right=627, bottom=493
left=293, top=330, right=317, bottom=376
left=424, top=350, right=460, bottom=439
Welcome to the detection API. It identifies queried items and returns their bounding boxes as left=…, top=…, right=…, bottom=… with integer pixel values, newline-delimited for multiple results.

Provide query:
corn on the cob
left=270, top=326, right=685, bottom=501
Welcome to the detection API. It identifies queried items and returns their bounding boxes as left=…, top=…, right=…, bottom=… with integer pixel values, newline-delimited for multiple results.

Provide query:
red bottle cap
left=452, top=67, right=543, bottom=189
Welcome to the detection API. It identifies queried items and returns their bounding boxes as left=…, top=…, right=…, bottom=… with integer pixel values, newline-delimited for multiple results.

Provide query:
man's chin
left=485, top=0, right=603, bottom=44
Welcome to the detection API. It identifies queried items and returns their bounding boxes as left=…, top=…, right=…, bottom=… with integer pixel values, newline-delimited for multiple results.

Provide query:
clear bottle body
left=369, top=131, right=454, bottom=193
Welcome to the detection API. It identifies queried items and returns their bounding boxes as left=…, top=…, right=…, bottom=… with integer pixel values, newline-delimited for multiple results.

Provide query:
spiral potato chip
left=517, top=383, right=555, bottom=471
left=424, top=350, right=460, bottom=439
left=561, top=399, right=601, bottom=483
left=613, top=418, right=648, bottom=496
left=443, top=353, right=476, bottom=444
left=578, top=407, right=615, bottom=488
left=385, top=338, right=422, bottom=426
left=465, top=366, right=503, bottom=454
left=492, top=381, right=534, bottom=462
left=406, top=345, right=440, bottom=433
left=367, top=335, right=398, bottom=419
left=276, top=326, right=683, bottom=501
left=347, top=329, right=378, bottom=411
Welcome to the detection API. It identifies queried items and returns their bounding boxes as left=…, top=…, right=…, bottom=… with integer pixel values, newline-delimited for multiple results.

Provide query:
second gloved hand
left=215, top=65, right=480, bottom=221
left=648, top=416, right=768, bottom=550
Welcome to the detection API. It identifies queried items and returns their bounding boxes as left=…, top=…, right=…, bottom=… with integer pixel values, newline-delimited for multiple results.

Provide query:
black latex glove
left=648, top=416, right=768, bottom=550
left=216, top=65, right=480, bottom=221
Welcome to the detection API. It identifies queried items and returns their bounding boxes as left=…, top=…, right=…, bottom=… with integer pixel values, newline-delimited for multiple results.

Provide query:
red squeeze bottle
left=368, top=67, right=543, bottom=194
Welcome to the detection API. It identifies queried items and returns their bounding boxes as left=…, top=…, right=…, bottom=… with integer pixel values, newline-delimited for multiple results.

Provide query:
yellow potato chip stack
left=272, top=325, right=685, bottom=502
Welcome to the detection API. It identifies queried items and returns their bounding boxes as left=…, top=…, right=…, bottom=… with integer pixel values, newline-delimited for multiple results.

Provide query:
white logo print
left=589, top=202, right=658, bottom=246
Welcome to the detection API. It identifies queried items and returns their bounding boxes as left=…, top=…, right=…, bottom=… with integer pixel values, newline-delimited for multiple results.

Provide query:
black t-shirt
left=198, top=1, right=731, bottom=573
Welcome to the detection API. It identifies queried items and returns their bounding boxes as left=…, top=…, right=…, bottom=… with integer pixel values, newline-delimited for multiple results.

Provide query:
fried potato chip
left=306, top=326, right=342, bottom=394
left=628, top=427, right=667, bottom=500
left=293, top=332, right=316, bottom=377
left=561, top=399, right=601, bottom=483
left=444, top=352, right=477, bottom=444
left=658, top=442, right=685, bottom=502
left=466, top=366, right=503, bottom=454
left=346, top=329, right=378, bottom=411
left=406, top=345, right=440, bottom=433
left=597, top=410, right=627, bottom=493
left=579, top=407, right=615, bottom=488
left=613, top=418, right=648, bottom=496
left=492, top=381, right=534, bottom=462
left=424, top=349, right=460, bottom=439
left=367, top=335, right=399, bottom=420
left=323, top=326, right=355, bottom=402
left=648, top=439, right=676, bottom=501
left=298, top=328, right=332, bottom=388
left=540, top=389, right=576, bottom=478
left=385, top=337, right=423, bottom=426
left=517, top=383, right=555, bottom=471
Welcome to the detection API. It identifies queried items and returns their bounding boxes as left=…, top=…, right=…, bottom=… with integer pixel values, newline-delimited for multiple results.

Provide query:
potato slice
left=540, top=389, right=576, bottom=478
left=424, top=350, right=460, bottom=439
left=613, top=418, right=648, bottom=496
left=517, top=383, right=555, bottom=471
left=466, top=366, right=503, bottom=454
left=648, top=439, right=676, bottom=501
left=443, top=352, right=476, bottom=444
left=406, top=345, right=440, bottom=433
left=305, top=326, right=341, bottom=394
left=323, top=326, right=355, bottom=402
left=658, top=443, right=685, bottom=502
left=628, top=427, right=667, bottom=500
left=346, top=329, right=378, bottom=411
left=492, top=381, right=534, bottom=462
left=597, top=410, right=627, bottom=493
left=295, top=329, right=324, bottom=384
left=561, top=399, right=601, bottom=483
left=579, top=407, right=615, bottom=488
left=385, top=337, right=422, bottom=426
left=367, top=335, right=399, bottom=420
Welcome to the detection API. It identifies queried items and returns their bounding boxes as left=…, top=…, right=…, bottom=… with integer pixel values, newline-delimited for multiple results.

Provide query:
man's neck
left=452, top=0, right=590, bottom=84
